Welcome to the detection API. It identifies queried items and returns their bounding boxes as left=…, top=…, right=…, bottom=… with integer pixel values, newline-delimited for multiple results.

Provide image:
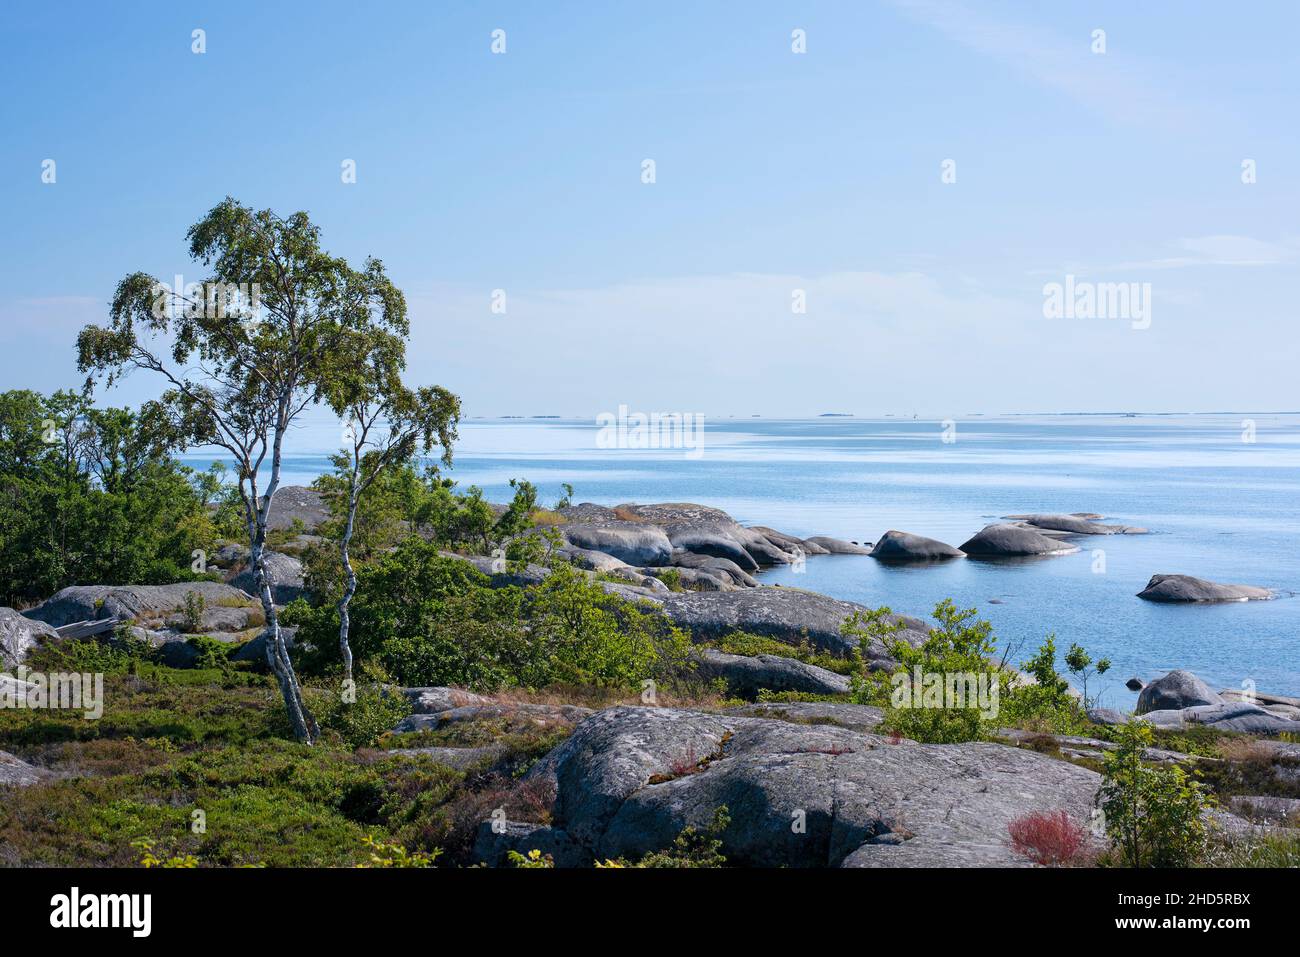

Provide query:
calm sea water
left=184, top=414, right=1300, bottom=704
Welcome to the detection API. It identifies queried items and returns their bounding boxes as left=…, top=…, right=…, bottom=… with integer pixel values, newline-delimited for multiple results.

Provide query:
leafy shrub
left=319, top=679, right=411, bottom=750
left=1099, top=720, right=1212, bottom=867
left=845, top=601, right=1010, bottom=743
left=181, top=591, right=206, bottom=633
left=1007, top=809, right=1090, bottom=866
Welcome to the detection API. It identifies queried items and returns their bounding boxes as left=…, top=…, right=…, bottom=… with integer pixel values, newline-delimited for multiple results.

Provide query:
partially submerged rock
left=959, top=524, right=1080, bottom=558
left=870, top=530, right=963, bottom=562
left=804, top=536, right=872, bottom=555
left=694, top=649, right=850, bottom=698
left=1137, top=574, right=1271, bottom=603
left=1004, top=513, right=1147, bottom=535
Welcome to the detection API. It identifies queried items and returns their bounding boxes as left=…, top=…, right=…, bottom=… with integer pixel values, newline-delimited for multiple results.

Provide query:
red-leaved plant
left=1007, top=809, right=1089, bottom=866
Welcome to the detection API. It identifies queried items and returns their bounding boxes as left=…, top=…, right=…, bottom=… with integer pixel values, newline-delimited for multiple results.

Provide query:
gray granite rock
left=1137, top=574, right=1272, bottom=603
left=527, top=706, right=1100, bottom=867
left=1137, top=670, right=1224, bottom=713
left=870, top=530, right=963, bottom=562
left=804, top=536, right=873, bottom=555
left=23, top=582, right=257, bottom=629
left=658, top=587, right=930, bottom=663
left=231, top=551, right=305, bottom=604
left=0, top=750, right=46, bottom=787
left=959, top=524, right=1080, bottom=558
left=695, top=649, right=850, bottom=698
left=0, top=607, right=60, bottom=669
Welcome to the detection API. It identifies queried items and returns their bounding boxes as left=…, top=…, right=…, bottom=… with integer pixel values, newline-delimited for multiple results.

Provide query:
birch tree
left=321, top=329, right=459, bottom=682
left=76, top=197, right=409, bottom=743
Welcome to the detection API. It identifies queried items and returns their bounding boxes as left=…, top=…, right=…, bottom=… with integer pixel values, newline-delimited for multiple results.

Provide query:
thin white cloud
left=887, top=0, right=1198, bottom=129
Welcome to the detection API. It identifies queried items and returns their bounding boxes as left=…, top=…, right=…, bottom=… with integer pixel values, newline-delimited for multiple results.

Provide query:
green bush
left=845, top=601, right=1010, bottom=743
left=1099, top=720, right=1212, bottom=867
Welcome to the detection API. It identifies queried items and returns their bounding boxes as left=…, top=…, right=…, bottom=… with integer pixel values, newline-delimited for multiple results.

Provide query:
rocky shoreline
left=3, top=487, right=1297, bottom=868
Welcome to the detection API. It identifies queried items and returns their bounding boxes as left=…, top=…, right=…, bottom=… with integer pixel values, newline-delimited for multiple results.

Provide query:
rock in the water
left=958, top=524, right=1080, bottom=558
left=526, top=707, right=1100, bottom=867
left=804, top=536, right=873, bottom=555
left=869, top=530, right=963, bottom=562
left=695, top=649, right=850, bottom=698
left=23, top=582, right=258, bottom=630
left=1137, top=574, right=1271, bottom=603
left=0, top=750, right=45, bottom=787
left=1136, top=670, right=1223, bottom=713
left=1125, top=677, right=1144, bottom=692
left=0, top=607, right=60, bottom=669
left=659, top=588, right=929, bottom=663
left=231, top=551, right=305, bottom=604
left=1004, top=513, right=1146, bottom=535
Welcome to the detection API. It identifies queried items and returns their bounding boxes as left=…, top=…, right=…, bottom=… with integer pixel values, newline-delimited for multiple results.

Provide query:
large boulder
left=23, top=582, right=257, bottom=630
left=870, top=530, right=963, bottom=562
left=231, top=551, right=305, bottom=604
left=0, top=607, right=60, bottom=668
left=561, top=523, right=673, bottom=567
left=694, top=649, right=850, bottom=698
left=658, top=588, right=929, bottom=663
left=229, top=626, right=300, bottom=664
left=527, top=707, right=1100, bottom=867
left=1136, top=670, right=1223, bottom=713
left=266, top=485, right=329, bottom=532
left=1137, top=574, right=1272, bottom=603
left=665, top=528, right=759, bottom=571
left=669, top=552, right=758, bottom=588
left=958, top=524, right=1079, bottom=558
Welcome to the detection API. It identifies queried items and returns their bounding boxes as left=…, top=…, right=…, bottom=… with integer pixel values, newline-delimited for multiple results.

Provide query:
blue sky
left=1, top=0, right=1297, bottom=418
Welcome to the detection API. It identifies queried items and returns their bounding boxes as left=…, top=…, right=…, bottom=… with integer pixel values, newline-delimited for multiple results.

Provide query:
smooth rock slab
left=231, top=551, right=305, bottom=604
left=870, top=530, right=963, bottom=562
left=959, top=524, right=1079, bottom=558
left=402, top=687, right=494, bottom=715
left=804, top=536, right=873, bottom=555
left=395, top=702, right=593, bottom=735
left=723, top=701, right=884, bottom=733
left=0, top=750, right=45, bottom=787
left=659, top=588, right=929, bottom=662
left=695, top=649, right=850, bottom=698
left=23, top=582, right=256, bottom=630
left=528, top=706, right=1100, bottom=868
left=0, top=607, right=59, bottom=669
left=1137, top=574, right=1272, bottom=603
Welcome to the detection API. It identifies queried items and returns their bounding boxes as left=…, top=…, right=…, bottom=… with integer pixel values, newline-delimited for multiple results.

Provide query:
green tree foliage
left=1099, top=720, right=1212, bottom=867
left=844, top=600, right=1012, bottom=743
left=286, top=539, right=691, bottom=692
left=0, top=389, right=217, bottom=607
